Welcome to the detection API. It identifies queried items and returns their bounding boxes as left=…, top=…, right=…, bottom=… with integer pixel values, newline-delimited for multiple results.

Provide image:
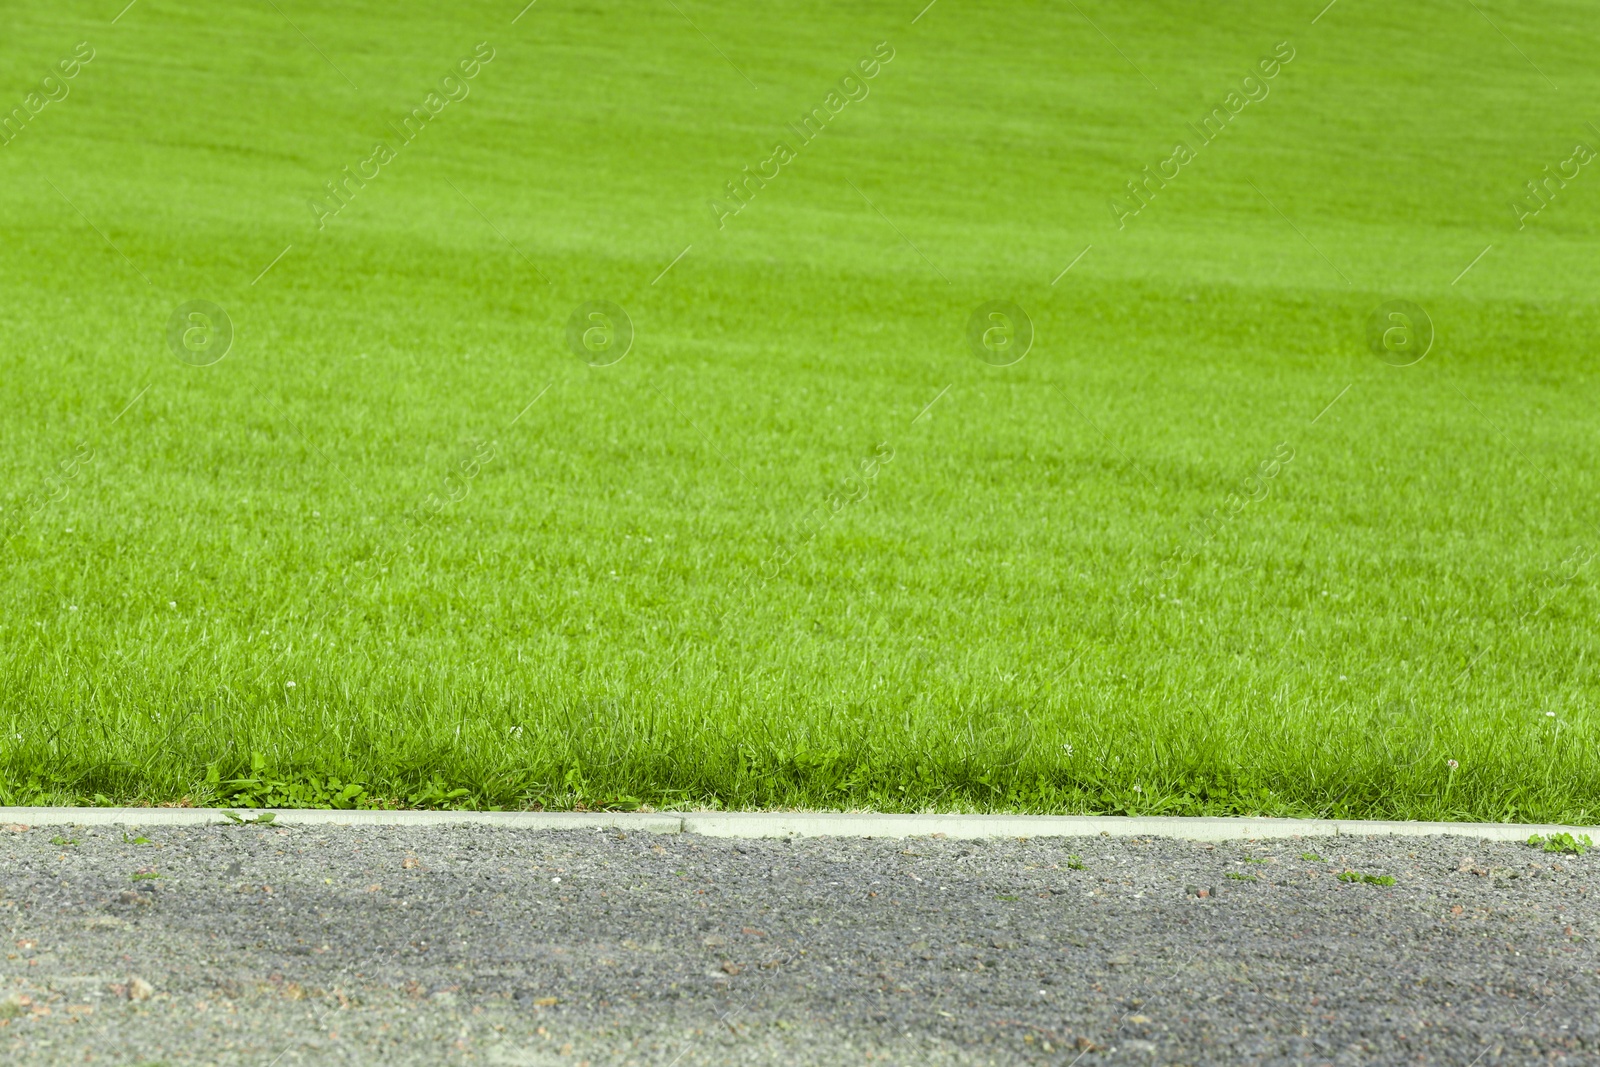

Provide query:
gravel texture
left=0, top=822, right=1595, bottom=1065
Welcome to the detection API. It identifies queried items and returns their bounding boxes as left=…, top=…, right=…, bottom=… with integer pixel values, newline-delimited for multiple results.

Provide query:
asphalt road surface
left=0, top=822, right=1595, bottom=1065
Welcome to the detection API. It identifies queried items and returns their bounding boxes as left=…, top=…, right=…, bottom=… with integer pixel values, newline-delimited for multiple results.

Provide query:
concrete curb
left=0, top=808, right=682, bottom=834
left=0, top=807, right=1592, bottom=843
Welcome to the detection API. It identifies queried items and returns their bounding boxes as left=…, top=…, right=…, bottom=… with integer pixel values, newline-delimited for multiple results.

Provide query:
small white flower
left=1061, top=743, right=1074, bottom=755
left=286, top=681, right=297, bottom=689
left=168, top=601, right=177, bottom=608
left=1339, top=675, right=1348, bottom=681
left=1133, top=784, right=1142, bottom=793
left=551, top=876, right=561, bottom=883
left=68, top=605, right=77, bottom=612
left=1447, top=759, right=1459, bottom=770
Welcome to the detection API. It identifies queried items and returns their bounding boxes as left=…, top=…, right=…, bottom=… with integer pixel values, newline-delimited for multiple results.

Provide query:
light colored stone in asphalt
left=0, top=806, right=1592, bottom=842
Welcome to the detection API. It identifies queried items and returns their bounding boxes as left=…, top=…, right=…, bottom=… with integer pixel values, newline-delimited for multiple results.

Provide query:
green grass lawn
left=3, top=0, right=1598, bottom=821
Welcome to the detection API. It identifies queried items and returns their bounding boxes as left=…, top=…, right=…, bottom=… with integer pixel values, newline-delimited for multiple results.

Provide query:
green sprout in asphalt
left=220, top=810, right=277, bottom=825
left=1338, top=871, right=1395, bottom=886
left=1528, top=833, right=1591, bottom=856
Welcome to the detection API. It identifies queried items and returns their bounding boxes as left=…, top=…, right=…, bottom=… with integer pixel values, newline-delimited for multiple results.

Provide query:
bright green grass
left=3, top=0, right=1599, bottom=820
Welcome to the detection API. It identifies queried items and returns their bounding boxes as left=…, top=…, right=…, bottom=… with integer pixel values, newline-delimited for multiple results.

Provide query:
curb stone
left=0, top=807, right=1592, bottom=842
